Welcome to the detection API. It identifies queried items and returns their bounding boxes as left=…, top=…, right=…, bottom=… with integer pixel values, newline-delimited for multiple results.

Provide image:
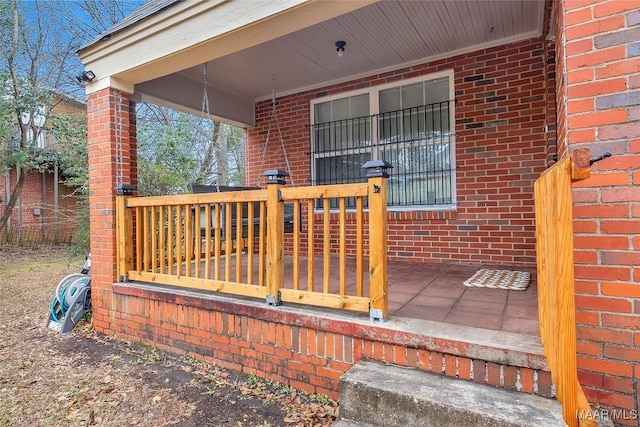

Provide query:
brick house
left=77, top=1, right=639, bottom=424
left=0, top=91, right=84, bottom=244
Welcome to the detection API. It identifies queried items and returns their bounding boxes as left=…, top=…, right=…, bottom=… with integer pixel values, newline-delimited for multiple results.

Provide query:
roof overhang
left=78, top=0, right=546, bottom=128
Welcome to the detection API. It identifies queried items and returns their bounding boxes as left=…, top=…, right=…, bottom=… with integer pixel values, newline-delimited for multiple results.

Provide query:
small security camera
left=76, top=70, right=96, bottom=83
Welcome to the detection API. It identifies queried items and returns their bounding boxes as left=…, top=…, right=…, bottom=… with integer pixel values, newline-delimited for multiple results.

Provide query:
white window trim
left=310, top=69, right=457, bottom=212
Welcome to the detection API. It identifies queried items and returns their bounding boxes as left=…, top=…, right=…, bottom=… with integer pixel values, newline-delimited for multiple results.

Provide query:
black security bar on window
left=311, top=100, right=455, bottom=208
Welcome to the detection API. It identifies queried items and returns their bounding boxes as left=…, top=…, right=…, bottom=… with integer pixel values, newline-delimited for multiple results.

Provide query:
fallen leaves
left=0, top=247, right=341, bottom=426
left=236, top=375, right=339, bottom=426
left=0, top=249, right=193, bottom=426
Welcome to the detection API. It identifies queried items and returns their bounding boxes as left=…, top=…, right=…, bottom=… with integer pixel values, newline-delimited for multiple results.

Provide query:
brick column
left=559, top=0, right=640, bottom=419
left=87, top=88, right=136, bottom=333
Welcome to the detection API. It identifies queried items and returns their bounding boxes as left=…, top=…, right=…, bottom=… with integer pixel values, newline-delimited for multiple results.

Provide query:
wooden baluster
left=247, top=201, right=254, bottom=284
left=323, top=197, right=330, bottom=294
left=292, top=200, right=300, bottom=290
left=214, top=204, right=221, bottom=280
left=194, top=204, right=201, bottom=278
left=159, top=206, right=166, bottom=274
left=225, top=203, right=232, bottom=282
left=235, top=202, right=243, bottom=282
left=167, top=206, right=174, bottom=274
left=307, top=199, right=315, bottom=292
left=258, top=201, right=266, bottom=287
left=204, top=204, right=211, bottom=279
left=339, top=197, right=346, bottom=296
left=185, top=205, right=193, bottom=277
left=356, top=196, right=364, bottom=297
left=175, top=206, right=182, bottom=277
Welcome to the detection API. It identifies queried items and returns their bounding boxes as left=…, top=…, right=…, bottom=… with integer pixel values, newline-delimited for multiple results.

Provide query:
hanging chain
left=255, top=74, right=294, bottom=187
left=254, top=76, right=275, bottom=187
left=274, top=101, right=294, bottom=187
left=202, top=62, right=219, bottom=191
left=202, top=62, right=213, bottom=123
left=115, top=89, right=123, bottom=187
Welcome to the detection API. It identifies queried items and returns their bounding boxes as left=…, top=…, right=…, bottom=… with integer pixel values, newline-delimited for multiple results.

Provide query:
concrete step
left=337, top=360, right=566, bottom=427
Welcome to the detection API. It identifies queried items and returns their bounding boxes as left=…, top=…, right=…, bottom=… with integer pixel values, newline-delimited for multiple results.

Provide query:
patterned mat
left=463, top=269, right=531, bottom=291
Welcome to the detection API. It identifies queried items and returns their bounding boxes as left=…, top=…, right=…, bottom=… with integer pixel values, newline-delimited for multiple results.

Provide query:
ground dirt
left=0, top=247, right=338, bottom=427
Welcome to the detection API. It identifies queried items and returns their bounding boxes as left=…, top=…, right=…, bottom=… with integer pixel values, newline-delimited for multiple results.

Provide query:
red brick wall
left=246, top=37, right=551, bottom=266
left=0, top=168, right=80, bottom=242
left=2, top=169, right=47, bottom=227
left=108, top=284, right=554, bottom=401
left=87, top=88, right=136, bottom=334
left=560, top=0, right=640, bottom=422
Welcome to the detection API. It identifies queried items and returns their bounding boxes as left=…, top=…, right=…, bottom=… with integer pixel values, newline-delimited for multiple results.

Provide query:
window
left=22, top=105, right=47, bottom=149
left=313, top=93, right=371, bottom=187
left=311, top=71, right=456, bottom=210
left=26, top=127, right=46, bottom=149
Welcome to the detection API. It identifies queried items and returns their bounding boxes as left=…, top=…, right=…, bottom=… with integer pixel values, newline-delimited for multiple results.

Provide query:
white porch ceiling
left=134, top=0, right=545, bottom=126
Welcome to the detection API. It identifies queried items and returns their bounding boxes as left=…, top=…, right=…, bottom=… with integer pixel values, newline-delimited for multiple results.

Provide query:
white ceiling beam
left=133, top=73, right=255, bottom=127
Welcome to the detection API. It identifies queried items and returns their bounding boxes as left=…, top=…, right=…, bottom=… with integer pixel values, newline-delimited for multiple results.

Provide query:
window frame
left=310, top=69, right=457, bottom=212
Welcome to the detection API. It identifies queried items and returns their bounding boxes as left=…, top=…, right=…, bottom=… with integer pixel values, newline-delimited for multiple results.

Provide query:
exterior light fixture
left=335, top=40, right=346, bottom=58
left=76, top=70, right=96, bottom=83
left=362, top=160, right=393, bottom=178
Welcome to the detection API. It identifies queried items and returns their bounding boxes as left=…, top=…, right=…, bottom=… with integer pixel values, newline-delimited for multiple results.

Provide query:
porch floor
left=384, top=261, right=538, bottom=336
left=190, top=254, right=539, bottom=337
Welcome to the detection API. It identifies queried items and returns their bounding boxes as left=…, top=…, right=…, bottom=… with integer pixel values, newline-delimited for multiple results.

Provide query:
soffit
left=80, top=0, right=545, bottom=125
left=177, top=0, right=545, bottom=102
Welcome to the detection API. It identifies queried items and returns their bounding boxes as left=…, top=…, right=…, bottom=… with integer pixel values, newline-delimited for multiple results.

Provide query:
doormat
left=463, top=269, right=531, bottom=291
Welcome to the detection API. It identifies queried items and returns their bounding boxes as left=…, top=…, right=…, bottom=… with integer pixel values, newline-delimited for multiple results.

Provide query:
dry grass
left=0, top=246, right=338, bottom=427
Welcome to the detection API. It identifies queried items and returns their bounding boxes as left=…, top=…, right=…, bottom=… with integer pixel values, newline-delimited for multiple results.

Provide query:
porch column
left=87, top=88, right=136, bottom=333
left=363, top=160, right=391, bottom=322
left=264, top=169, right=288, bottom=306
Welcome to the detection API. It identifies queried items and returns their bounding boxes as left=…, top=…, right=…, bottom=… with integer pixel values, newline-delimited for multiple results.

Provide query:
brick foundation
left=106, top=283, right=553, bottom=401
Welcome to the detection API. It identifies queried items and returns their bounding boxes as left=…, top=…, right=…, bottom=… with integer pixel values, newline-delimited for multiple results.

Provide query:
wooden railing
left=116, top=168, right=389, bottom=321
left=534, top=147, right=595, bottom=427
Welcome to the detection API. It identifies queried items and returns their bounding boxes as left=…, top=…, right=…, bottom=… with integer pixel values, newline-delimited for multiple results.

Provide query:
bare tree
left=71, top=0, right=138, bottom=35
left=0, top=0, right=68, bottom=232
left=136, top=103, right=245, bottom=194
left=0, top=0, right=142, bottom=234
left=194, top=120, right=222, bottom=185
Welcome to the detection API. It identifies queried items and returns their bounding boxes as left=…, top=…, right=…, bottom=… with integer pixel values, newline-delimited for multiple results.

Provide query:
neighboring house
left=77, top=0, right=639, bottom=424
left=0, top=91, right=85, bottom=244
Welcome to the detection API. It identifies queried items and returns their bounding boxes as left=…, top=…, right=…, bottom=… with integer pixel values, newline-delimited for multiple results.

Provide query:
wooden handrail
left=534, top=147, right=595, bottom=427
left=115, top=178, right=389, bottom=319
left=278, top=181, right=374, bottom=314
